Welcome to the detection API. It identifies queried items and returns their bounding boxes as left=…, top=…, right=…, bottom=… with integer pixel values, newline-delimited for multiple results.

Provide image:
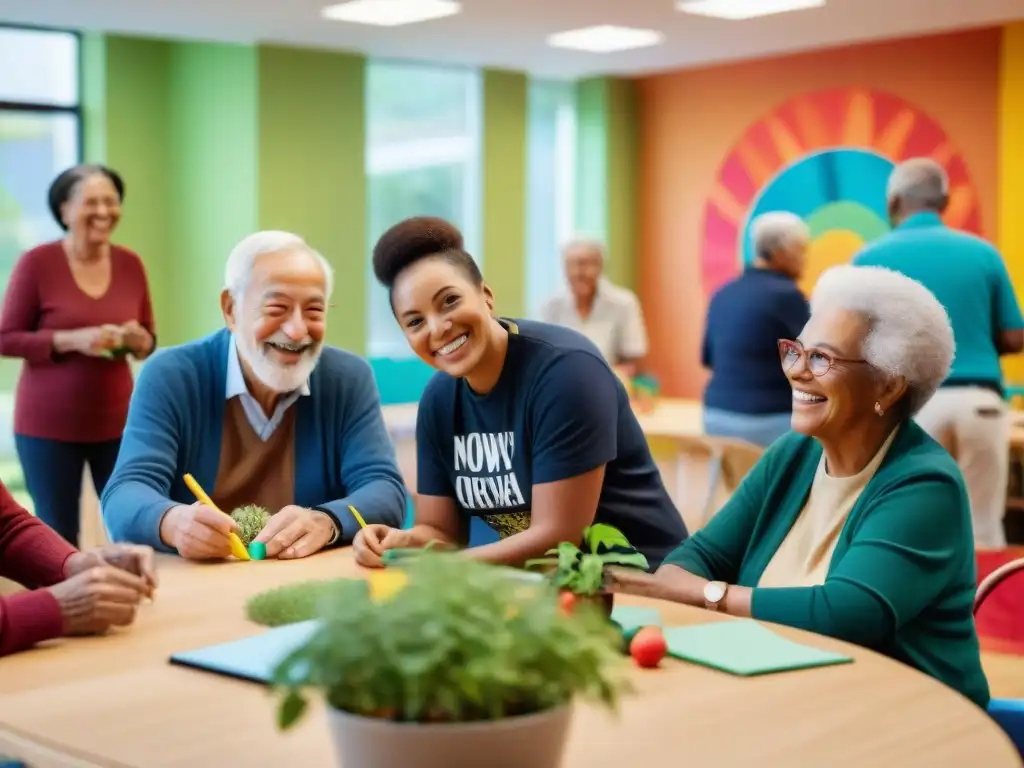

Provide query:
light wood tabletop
left=0, top=551, right=1018, bottom=768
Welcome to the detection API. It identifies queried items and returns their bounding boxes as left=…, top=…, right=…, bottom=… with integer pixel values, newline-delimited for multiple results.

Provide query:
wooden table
left=0, top=552, right=1018, bottom=767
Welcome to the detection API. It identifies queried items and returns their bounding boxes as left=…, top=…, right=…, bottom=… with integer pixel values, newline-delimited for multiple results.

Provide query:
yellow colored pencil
left=349, top=505, right=368, bottom=529
left=183, top=473, right=251, bottom=561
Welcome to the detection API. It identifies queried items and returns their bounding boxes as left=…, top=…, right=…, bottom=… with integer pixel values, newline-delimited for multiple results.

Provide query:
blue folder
left=169, top=620, right=320, bottom=684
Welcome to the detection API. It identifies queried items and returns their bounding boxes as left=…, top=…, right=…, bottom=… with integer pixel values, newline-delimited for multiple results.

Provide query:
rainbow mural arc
left=700, top=88, right=981, bottom=298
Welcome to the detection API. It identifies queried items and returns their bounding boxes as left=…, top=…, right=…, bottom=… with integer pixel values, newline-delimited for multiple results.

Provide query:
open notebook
left=169, top=620, right=320, bottom=684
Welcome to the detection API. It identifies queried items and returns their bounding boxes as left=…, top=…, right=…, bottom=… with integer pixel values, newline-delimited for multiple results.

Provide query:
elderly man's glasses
left=778, top=339, right=868, bottom=377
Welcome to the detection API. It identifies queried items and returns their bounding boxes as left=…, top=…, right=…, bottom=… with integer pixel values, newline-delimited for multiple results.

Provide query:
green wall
left=78, top=34, right=634, bottom=401
left=575, top=77, right=639, bottom=291
left=482, top=69, right=527, bottom=318
left=257, top=47, right=365, bottom=352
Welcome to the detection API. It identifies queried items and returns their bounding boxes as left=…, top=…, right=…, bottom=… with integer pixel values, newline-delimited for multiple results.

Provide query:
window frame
left=0, top=23, right=84, bottom=160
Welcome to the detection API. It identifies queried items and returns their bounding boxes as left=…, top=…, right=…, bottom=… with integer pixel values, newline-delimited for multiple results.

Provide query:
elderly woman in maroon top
left=0, top=480, right=156, bottom=656
left=0, top=164, right=156, bottom=547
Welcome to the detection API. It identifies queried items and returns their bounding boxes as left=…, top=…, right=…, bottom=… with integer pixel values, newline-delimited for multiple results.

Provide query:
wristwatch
left=703, top=580, right=728, bottom=612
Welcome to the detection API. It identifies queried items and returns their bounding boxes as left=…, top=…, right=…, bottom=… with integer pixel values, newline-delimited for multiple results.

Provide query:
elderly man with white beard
left=101, top=231, right=406, bottom=561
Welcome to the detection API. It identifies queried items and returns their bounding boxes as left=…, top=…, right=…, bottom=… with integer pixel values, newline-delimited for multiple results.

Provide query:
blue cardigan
left=101, top=329, right=407, bottom=553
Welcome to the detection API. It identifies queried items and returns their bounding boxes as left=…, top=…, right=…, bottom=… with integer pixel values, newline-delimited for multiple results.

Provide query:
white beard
left=234, top=330, right=321, bottom=393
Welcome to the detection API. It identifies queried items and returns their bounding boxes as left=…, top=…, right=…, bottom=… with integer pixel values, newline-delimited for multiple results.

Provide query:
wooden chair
left=649, top=434, right=764, bottom=531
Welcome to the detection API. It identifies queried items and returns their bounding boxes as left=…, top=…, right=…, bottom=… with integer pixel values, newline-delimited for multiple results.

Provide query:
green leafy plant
left=272, top=552, right=630, bottom=730
left=246, top=579, right=356, bottom=627
left=525, top=523, right=649, bottom=596
left=231, top=504, right=271, bottom=546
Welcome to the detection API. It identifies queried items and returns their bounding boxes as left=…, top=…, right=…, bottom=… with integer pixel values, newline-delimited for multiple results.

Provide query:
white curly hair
left=810, top=264, right=954, bottom=415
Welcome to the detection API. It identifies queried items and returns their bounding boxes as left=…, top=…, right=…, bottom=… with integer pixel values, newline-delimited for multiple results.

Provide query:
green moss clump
left=245, top=579, right=359, bottom=627
left=231, top=504, right=271, bottom=546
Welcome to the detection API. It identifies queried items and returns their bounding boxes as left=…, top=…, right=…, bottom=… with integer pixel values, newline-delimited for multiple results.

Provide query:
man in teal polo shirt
left=853, top=157, right=1024, bottom=549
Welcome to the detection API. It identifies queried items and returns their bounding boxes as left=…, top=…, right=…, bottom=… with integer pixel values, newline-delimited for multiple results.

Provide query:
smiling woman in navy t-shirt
left=352, top=216, right=687, bottom=570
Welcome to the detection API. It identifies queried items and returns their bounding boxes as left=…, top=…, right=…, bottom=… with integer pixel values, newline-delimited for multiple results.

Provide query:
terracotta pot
left=327, top=703, right=573, bottom=768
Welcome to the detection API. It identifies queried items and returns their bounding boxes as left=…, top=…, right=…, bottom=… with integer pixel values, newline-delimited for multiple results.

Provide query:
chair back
left=975, top=556, right=1024, bottom=615
left=648, top=434, right=763, bottom=531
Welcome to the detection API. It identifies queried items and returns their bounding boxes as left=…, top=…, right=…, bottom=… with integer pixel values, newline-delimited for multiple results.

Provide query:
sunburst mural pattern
left=700, top=87, right=981, bottom=298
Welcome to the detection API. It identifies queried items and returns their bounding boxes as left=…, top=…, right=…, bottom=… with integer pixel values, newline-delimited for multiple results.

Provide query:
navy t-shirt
left=702, top=267, right=810, bottom=415
left=415, top=318, right=687, bottom=569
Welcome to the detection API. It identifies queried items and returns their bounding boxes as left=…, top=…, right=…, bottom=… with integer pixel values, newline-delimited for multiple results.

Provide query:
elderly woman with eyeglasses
left=608, top=264, right=989, bottom=709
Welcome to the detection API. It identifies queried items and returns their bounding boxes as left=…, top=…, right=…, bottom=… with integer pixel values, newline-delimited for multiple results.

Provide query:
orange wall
left=638, top=28, right=1001, bottom=398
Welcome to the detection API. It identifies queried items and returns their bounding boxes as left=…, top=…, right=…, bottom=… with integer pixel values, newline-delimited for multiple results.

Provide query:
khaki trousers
left=914, top=386, right=1011, bottom=549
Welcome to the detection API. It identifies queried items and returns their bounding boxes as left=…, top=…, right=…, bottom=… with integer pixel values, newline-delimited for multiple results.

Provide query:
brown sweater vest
left=210, top=398, right=297, bottom=515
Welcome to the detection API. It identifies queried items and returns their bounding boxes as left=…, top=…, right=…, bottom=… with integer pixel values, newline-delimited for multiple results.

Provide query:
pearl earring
left=874, top=402, right=884, bottom=417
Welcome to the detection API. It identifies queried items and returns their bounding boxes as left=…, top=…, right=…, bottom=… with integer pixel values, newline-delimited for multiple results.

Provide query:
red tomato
left=558, top=591, right=577, bottom=614
left=630, top=626, right=667, bottom=668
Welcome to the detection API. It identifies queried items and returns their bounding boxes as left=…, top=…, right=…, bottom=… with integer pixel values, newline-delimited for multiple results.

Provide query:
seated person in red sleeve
left=0, top=482, right=155, bottom=657
left=0, top=164, right=156, bottom=548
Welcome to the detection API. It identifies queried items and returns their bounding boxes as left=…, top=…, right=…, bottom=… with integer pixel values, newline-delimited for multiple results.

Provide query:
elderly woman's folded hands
left=49, top=544, right=157, bottom=637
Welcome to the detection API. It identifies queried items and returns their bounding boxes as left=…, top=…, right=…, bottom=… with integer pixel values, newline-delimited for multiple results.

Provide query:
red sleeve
left=0, top=248, right=55, bottom=364
left=138, top=257, right=157, bottom=344
left=0, top=482, right=76, bottom=588
left=0, top=589, right=63, bottom=657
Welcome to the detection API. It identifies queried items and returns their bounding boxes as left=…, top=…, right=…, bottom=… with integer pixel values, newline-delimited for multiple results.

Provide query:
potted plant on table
left=525, top=523, right=650, bottom=617
left=271, top=552, right=630, bottom=768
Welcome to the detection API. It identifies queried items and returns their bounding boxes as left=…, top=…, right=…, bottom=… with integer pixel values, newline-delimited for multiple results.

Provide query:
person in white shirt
left=540, top=238, right=649, bottom=375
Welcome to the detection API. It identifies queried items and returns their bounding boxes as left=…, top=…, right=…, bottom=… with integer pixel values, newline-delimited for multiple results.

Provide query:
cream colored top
left=540, top=278, right=649, bottom=364
left=758, top=428, right=899, bottom=588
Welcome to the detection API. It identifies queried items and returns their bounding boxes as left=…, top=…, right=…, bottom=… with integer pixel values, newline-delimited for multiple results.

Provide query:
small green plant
left=246, top=579, right=356, bottom=627
left=525, top=523, right=649, bottom=596
left=272, top=552, right=630, bottom=730
left=231, top=504, right=271, bottom=546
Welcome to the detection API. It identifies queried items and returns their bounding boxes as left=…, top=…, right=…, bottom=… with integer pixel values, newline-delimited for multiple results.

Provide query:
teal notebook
left=169, top=620, right=319, bottom=684
left=663, top=619, right=853, bottom=676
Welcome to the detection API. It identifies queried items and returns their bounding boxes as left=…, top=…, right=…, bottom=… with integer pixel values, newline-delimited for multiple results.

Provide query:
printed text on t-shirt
left=453, top=431, right=526, bottom=510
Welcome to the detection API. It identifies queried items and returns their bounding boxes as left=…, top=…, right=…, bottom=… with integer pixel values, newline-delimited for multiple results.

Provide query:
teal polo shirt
left=852, top=212, right=1024, bottom=390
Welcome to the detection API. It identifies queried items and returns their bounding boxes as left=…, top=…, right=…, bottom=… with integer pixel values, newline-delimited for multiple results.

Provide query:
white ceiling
left=1, top=0, right=1022, bottom=78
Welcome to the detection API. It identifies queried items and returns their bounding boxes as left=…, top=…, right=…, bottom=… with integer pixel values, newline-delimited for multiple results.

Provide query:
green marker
left=248, top=541, right=266, bottom=561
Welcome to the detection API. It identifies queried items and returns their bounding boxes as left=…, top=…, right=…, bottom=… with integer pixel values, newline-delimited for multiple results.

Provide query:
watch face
left=704, top=581, right=726, bottom=603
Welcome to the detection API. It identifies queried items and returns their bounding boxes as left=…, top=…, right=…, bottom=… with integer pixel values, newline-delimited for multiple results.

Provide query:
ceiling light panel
left=677, top=0, right=826, bottom=20
left=547, top=25, right=664, bottom=54
left=321, top=0, right=461, bottom=27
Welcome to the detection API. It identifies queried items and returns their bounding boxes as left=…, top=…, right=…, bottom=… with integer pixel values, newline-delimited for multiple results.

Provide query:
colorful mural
left=699, top=88, right=982, bottom=298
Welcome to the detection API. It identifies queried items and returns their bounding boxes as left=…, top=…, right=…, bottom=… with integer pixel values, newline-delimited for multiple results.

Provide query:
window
left=365, top=61, right=482, bottom=359
left=0, top=27, right=81, bottom=396
left=0, top=27, right=80, bottom=287
left=525, top=78, right=577, bottom=318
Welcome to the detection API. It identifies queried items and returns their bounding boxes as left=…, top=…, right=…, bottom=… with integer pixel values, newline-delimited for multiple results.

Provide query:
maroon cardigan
left=0, top=241, right=156, bottom=443
left=0, top=482, right=75, bottom=655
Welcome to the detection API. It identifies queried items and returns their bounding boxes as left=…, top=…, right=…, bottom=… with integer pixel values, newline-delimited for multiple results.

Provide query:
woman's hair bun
left=372, top=216, right=466, bottom=287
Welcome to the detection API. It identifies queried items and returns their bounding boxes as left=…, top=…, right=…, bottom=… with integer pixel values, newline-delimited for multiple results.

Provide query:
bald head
left=886, top=158, right=949, bottom=224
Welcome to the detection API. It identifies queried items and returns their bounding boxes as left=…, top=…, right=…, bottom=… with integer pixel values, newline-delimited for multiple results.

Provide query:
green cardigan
left=664, top=421, right=990, bottom=709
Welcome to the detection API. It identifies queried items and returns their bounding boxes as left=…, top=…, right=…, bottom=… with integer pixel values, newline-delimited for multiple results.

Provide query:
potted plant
left=525, top=523, right=649, bottom=617
left=271, top=552, right=629, bottom=768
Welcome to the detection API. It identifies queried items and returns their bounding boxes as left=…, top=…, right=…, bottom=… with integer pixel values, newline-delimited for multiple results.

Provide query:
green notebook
left=664, top=619, right=853, bottom=676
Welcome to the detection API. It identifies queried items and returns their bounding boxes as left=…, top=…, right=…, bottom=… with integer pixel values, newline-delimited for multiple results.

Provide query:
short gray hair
left=561, top=236, right=606, bottom=261
left=223, top=231, right=334, bottom=301
left=751, top=212, right=809, bottom=259
left=886, top=158, right=949, bottom=210
left=810, top=265, right=954, bottom=415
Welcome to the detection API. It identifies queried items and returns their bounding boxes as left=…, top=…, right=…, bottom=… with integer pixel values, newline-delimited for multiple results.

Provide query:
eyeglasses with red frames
left=778, top=339, right=869, bottom=377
